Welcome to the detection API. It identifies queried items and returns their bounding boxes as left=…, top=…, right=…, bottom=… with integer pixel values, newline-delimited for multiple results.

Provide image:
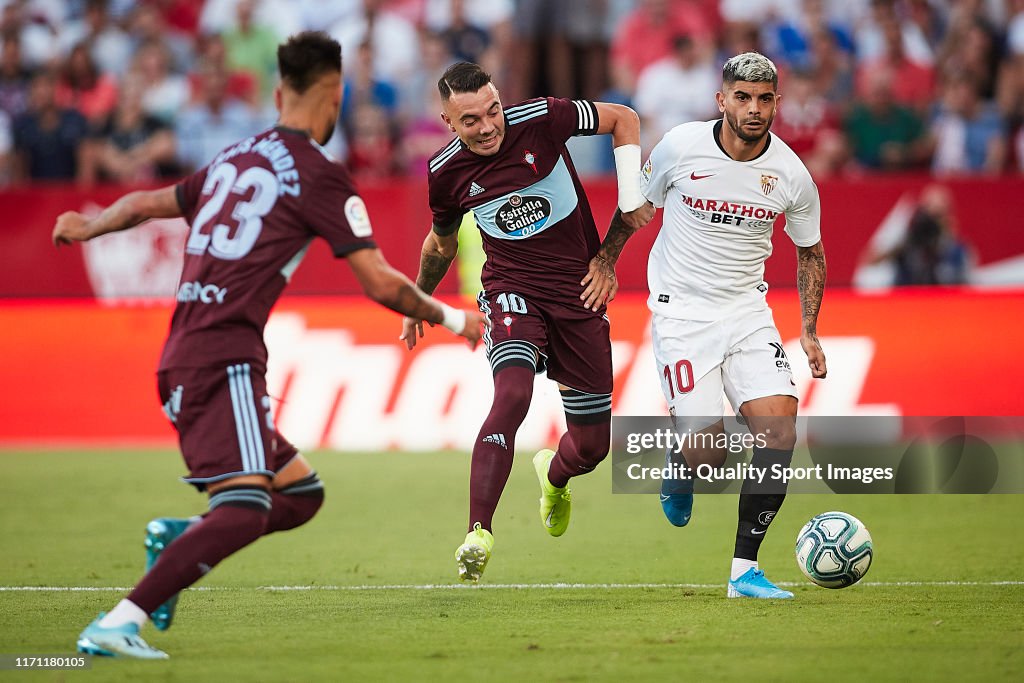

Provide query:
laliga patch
left=641, top=158, right=653, bottom=183
left=344, top=196, right=373, bottom=237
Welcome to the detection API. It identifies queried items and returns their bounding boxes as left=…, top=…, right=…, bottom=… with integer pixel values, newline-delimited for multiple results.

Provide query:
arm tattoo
left=416, top=250, right=454, bottom=295
left=797, top=243, right=826, bottom=335
left=391, top=281, right=443, bottom=322
left=597, top=209, right=639, bottom=264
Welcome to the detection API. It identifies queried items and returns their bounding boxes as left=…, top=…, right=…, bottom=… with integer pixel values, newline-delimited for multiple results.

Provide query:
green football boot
left=533, top=449, right=572, bottom=537
left=455, top=523, right=494, bottom=582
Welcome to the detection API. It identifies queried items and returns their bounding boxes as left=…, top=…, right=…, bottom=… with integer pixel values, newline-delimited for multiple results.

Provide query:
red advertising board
left=2, top=176, right=1022, bottom=299
left=1, top=290, right=1020, bottom=450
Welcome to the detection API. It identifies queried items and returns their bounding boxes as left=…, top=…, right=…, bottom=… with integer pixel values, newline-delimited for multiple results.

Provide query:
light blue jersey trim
left=470, top=156, right=578, bottom=240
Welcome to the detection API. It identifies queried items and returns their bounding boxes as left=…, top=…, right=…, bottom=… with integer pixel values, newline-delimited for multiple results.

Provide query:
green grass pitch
left=1, top=449, right=1022, bottom=682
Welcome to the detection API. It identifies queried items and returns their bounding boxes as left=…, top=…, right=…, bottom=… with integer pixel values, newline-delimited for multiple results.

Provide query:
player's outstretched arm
left=400, top=227, right=460, bottom=348
left=347, top=246, right=485, bottom=349
left=581, top=205, right=653, bottom=311
left=594, top=102, right=640, bottom=149
left=797, top=241, right=828, bottom=379
left=593, top=103, right=654, bottom=230
left=52, top=187, right=181, bottom=246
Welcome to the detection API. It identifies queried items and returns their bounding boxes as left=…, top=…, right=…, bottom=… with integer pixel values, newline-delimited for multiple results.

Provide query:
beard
left=725, top=108, right=774, bottom=143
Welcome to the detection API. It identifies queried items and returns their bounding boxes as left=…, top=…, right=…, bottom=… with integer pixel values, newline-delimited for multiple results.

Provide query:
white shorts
left=651, top=307, right=798, bottom=420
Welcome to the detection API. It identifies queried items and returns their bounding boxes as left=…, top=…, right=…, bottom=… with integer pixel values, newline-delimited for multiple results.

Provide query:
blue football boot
left=144, top=517, right=196, bottom=630
left=660, top=471, right=694, bottom=527
left=727, top=568, right=794, bottom=599
left=77, top=613, right=169, bottom=659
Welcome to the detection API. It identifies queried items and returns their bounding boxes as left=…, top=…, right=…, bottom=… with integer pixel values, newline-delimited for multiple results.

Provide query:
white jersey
left=641, top=119, right=821, bottom=321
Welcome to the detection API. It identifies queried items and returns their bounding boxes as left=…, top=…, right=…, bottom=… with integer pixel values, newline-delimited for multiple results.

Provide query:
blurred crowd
left=2, top=0, right=1024, bottom=186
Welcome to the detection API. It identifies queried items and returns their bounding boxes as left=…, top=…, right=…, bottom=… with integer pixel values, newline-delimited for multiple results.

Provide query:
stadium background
left=1, top=0, right=1022, bottom=445
left=2, top=2, right=1023, bottom=680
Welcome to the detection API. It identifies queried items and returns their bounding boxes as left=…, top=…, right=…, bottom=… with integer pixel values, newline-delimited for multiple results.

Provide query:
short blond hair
left=723, top=52, right=778, bottom=88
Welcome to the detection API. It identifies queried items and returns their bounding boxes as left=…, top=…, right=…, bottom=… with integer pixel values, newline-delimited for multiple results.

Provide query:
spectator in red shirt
left=153, top=0, right=203, bottom=37
left=856, top=13, right=934, bottom=112
left=610, top=0, right=715, bottom=97
left=347, top=102, right=398, bottom=179
left=188, top=33, right=258, bottom=107
left=771, top=69, right=845, bottom=177
left=400, top=86, right=452, bottom=176
left=56, top=43, right=119, bottom=126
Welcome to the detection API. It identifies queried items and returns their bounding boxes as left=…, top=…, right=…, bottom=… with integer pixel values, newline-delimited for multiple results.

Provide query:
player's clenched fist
left=800, top=334, right=828, bottom=379
left=621, top=201, right=655, bottom=229
left=52, top=212, right=93, bottom=246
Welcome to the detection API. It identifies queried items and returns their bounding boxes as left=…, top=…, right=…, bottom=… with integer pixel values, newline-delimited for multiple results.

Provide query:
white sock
left=731, top=558, right=758, bottom=581
left=98, top=599, right=148, bottom=629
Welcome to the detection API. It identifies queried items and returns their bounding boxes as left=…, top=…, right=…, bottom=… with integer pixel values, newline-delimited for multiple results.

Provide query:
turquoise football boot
left=727, top=568, right=794, bottom=599
left=76, top=613, right=169, bottom=659
left=144, top=517, right=196, bottom=630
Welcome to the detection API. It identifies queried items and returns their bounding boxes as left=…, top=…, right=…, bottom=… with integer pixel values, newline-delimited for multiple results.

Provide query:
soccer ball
left=795, top=511, right=873, bottom=588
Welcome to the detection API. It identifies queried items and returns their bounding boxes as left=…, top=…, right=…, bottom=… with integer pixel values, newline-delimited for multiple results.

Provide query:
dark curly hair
left=277, top=31, right=342, bottom=93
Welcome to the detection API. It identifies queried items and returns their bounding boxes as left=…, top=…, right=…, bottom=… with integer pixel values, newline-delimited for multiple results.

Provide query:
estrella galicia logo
left=494, top=194, right=552, bottom=237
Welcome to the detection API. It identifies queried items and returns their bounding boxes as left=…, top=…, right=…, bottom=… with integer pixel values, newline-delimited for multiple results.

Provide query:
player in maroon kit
left=400, top=62, right=654, bottom=581
left=52, top=33, right=486, bottom=659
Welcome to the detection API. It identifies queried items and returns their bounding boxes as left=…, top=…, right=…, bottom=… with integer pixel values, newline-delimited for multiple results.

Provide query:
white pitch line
left=1, top=581, right=1022, bottom=592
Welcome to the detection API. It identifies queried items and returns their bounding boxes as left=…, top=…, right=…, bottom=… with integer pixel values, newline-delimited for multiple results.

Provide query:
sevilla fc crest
left=760, top=174, right=778, bottom=195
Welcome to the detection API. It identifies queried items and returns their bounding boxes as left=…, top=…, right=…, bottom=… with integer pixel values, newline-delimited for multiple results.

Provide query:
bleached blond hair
left=722, top=52, right=778, bottom=88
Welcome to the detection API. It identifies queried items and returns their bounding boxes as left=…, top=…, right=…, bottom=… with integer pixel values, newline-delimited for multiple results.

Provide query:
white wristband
left=439, top=303, right=466, bottom=334
left=613, top=143, right=644, bottom=213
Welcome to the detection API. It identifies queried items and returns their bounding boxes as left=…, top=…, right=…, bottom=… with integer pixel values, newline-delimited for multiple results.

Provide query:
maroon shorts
left=477, top=290, right=613, bottom=395
left=157, top=361, right=298, bottom=490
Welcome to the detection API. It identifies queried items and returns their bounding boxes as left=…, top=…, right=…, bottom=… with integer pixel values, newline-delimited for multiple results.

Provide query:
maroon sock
left=547, top=419, right=611, bottom=488
left=468, top=366, right=534, bottom=532
left=127, top=503, right=269, bottom=614
left=265, top=491, right=323, bottom=535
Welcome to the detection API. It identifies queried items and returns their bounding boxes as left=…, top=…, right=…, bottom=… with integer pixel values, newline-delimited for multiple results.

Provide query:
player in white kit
left=640, top=53, right=827, bottom=598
